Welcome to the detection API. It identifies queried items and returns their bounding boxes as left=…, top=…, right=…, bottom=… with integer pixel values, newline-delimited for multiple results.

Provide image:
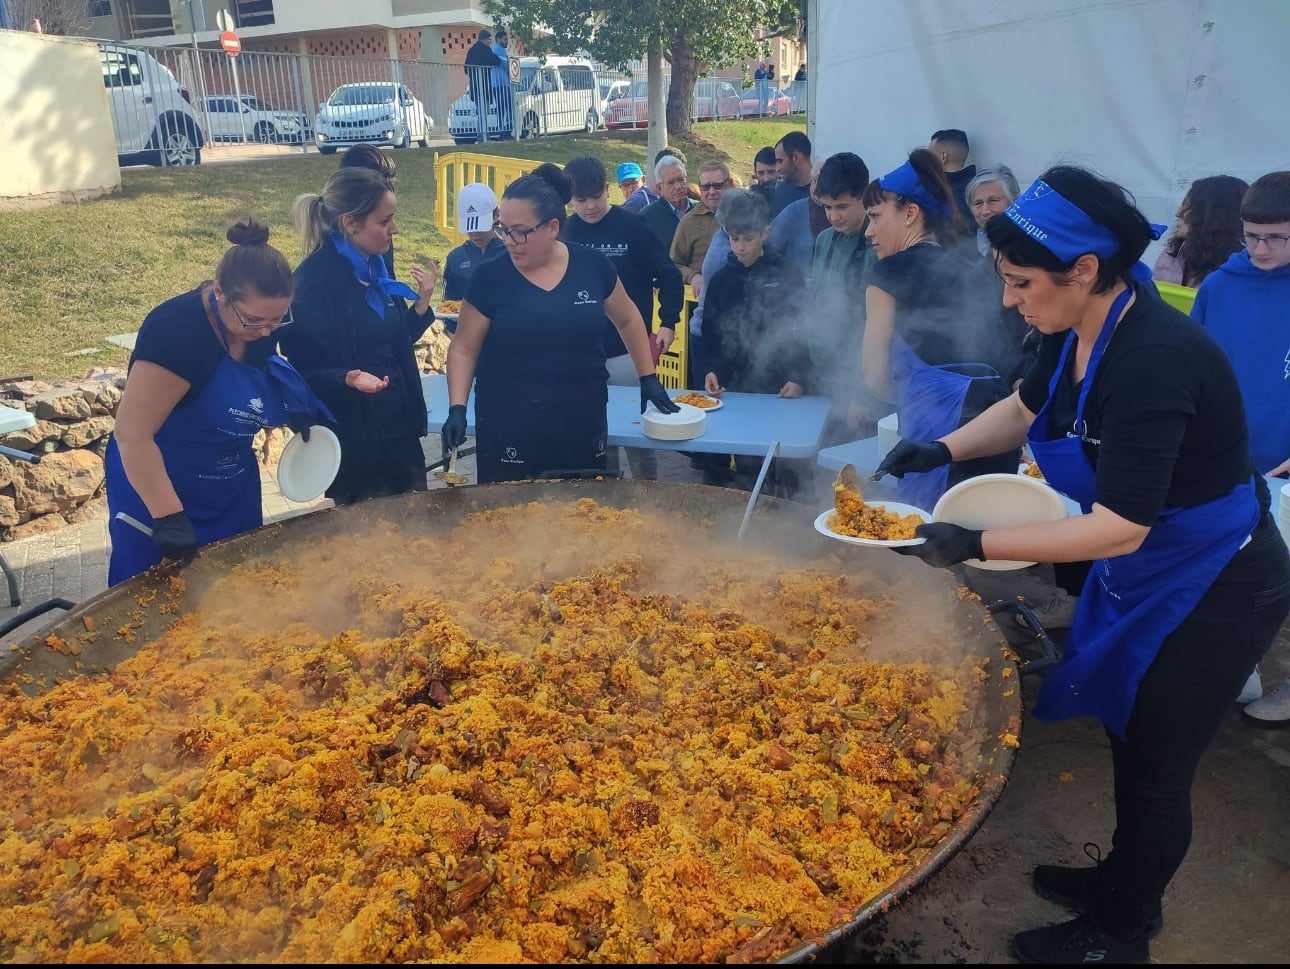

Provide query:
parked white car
left=98, top=43, right=205, bottom=166
left=314, top=82, right=430, bottom=155
left=449, top=57, right=599, bottom=143
left=203, top=94, right=311, bottom=144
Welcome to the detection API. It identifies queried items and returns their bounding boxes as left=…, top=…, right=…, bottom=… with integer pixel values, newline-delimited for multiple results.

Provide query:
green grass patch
left=0, top=117, right=803, bottom=382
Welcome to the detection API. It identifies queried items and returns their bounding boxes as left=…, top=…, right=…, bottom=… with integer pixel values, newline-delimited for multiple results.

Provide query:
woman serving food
left=875, top=166, right=1290, bottom=964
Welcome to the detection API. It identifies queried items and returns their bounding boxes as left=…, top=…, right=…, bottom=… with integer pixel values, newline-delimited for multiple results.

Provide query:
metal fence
left=92, top=43, right=806, bottom=164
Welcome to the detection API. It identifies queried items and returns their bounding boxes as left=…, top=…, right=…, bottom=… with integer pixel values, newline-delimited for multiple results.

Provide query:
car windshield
left=519, top=66, right=538, bottom=88
left=626, top=80, right=649, bottom=99
left=330, top=85, right=397, bottom=106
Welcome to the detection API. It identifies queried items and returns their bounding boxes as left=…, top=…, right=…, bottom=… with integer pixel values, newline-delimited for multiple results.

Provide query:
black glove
left=874, top=439, right=952, bottom=479
left=441, top=404, right=468, bottom=453
left=640, top=374, right=680, bottom=415
left=894, top=522, right=984, bottom=569
left=286, top=412, right=311, bottom=443
left=152, top=511, right=198, bottom=562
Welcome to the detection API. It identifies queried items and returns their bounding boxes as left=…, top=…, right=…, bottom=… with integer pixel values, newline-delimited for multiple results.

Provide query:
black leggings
left=1096, top=513, right=1290, bottom=929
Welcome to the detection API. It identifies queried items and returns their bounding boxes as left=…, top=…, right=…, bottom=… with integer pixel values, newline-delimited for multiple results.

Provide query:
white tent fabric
left=811, top=0, right=1290, bottom=257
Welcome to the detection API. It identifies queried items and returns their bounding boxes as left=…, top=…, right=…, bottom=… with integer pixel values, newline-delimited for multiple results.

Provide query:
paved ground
left=2, top=443, right=1288, bottom=964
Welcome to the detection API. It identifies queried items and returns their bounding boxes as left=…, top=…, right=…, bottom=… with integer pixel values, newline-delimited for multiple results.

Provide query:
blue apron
left=1026, top=286, right=1260, bottom=737
left=891, top=335, right=1004, bottom=511
left=106, top=342, right=331, bottom=585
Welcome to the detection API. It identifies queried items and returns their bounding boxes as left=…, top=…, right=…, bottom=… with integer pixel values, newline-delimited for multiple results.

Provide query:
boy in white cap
left=442, top=183, right=503, bottom=333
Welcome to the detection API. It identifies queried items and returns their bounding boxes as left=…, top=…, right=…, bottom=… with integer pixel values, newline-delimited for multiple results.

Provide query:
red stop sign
left=220, top=30, right=241, bottom=57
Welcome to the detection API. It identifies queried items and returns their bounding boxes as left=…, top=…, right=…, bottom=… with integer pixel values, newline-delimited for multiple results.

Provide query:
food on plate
left=436, top=299, right=463, bottom=315
left=830, top=463, right=925, bottom=540
left=672, top=391, right=720, bottom=409
left=0, top=499, right=999, bottom=964
left=1022, top=460, right=1045, bottom=479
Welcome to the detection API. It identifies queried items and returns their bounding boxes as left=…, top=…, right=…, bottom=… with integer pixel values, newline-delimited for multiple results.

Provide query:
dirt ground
left=818, top=624, right=1290, bottom=965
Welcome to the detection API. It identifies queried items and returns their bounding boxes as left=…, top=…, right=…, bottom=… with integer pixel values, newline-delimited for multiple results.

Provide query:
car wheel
left=395, top=128, right=411, bottom=149
left=252, top=122, right=279, bottom=144
left=154, top=120, right=201, bottom=167
left=584, top=109, right=598, bottom=134
left=318, top=145, right=337, bottom=155
left=520, top=112, right=540, bottom=139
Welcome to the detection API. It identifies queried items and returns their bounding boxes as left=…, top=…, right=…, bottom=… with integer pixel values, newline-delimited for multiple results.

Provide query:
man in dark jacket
left=929, top=128, right=977, bottom=227
left=464, top=28, right=501, bottom=138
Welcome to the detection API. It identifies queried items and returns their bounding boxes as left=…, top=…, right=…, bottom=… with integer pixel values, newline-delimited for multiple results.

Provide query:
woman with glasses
left=105, top=219, right=332, bottom=584
left=877, top=165, right=1290, bottom=963
left=284, top=166, right=437, bottom=505
left=441, top=163, right=677, bottom=483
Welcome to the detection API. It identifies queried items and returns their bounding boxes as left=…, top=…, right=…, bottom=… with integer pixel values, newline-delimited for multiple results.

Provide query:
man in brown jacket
left=670, top=160, right=731, bottom=301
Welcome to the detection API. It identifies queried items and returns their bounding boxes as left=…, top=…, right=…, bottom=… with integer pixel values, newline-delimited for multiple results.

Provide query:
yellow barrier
left=434, top=150, right=692, bottom=388
left=1156, top=281, right=1198, bottom=316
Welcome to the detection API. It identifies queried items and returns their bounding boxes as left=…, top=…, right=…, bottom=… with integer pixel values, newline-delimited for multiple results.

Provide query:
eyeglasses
left=699, top=181, right=728, bottom=193
left=229, top=300, right=292, bottom=331
left=493, top=222, right=542, bottom=244
left=1241, top=232, right=1290, bottom=251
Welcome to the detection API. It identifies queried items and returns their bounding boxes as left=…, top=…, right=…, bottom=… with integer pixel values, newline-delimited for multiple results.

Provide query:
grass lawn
left=0, top=117, right=804, bottom=384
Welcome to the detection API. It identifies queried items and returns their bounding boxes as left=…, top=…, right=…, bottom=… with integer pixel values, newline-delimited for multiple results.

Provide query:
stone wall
left=0, top=327, right=452, bottom=543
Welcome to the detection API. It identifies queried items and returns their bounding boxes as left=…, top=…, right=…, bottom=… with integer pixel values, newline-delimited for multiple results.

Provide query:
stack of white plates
left=1279, top=482, right=1290, bottom=547
left=877, top=412, right=900, bottom=459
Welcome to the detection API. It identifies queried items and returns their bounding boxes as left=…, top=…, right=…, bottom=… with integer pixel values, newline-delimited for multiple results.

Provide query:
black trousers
left=326, top=433, right=426, bottom=506
left=475, top=399, right=607, bottom=483
left=1093, top=512, right=1290, bottom=934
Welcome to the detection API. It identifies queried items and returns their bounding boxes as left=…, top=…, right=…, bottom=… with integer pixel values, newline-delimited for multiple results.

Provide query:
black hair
left=504, top=162, right=572, bottom=229
left=776, top=130, right=811, bottom=159
left=930, top=128, right=969, bottom=162
left=753, top=146, right=777, bottom=168
left=656, top=145, right=686, bottom=165
left=1165, top=174, right=1248, bottom=285
left=564, top=156, right=608, bottom=199
left=985, top=165, right=1156, bottom=293
left=860, top=148, right=967, bottom=245
left=1240, top=171, right=1290, bottom=225
left=815, top=152, right=869, bottom=200
left=217, top=219, right=293, bottom=301
left=338, top=144, right=396, bottom=183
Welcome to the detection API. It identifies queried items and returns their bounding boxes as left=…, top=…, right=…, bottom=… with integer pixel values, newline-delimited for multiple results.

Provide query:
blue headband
left=1005, top=179, right=1166, bottom=262
left=878, top=160, right=952, bottom=220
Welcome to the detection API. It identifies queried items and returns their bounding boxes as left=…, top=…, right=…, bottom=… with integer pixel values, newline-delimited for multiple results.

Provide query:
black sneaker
left=1013, top=914, right=1150, bottom=965
left=1033, top=844, right=1163, bottom=938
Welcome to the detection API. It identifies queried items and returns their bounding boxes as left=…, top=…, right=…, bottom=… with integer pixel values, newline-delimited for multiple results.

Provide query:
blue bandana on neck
left=878, top=160, right=952, bottom=220
left=1004, top=179, right=1166, bottom=263
left=331, top=231, right=419, bottom=318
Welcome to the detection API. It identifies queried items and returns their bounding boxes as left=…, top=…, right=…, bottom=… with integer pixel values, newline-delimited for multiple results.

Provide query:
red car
left=740, top=86, right=793, bottom=117
left=604, top=78, right=744, bottom=129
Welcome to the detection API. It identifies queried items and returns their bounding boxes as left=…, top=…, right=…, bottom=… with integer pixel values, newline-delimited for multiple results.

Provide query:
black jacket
left=701, top=250, right=813, bottom=394
left=947, top=164, right=977, bottom=229
left=281, top=235, right=432, bottom=492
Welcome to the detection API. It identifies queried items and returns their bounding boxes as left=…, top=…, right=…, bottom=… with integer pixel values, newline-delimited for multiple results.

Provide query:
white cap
left=457, top=183, right=498, bottom=234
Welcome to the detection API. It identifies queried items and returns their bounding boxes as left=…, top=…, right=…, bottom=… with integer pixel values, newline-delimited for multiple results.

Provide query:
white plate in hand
left=276, top=426, right=341, bottom=502
left=813, top=503, right=929, bottom=548
left=932, top=472, right=1069, bottom=570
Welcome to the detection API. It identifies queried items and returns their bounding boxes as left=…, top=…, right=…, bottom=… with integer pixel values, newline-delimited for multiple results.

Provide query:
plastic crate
left=654, top=297, right=694, bottom=390
left=1155, top=281, right=1198, bottom=316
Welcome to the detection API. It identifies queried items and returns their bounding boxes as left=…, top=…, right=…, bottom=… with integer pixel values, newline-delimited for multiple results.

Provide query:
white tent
left=808, top=0, right=1290, bottom=253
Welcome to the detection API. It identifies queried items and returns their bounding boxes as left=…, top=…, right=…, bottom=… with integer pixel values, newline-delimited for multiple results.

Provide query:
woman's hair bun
left=226, top=219, right=271, bottom=247
left=532, top=163, right=572, bottom=205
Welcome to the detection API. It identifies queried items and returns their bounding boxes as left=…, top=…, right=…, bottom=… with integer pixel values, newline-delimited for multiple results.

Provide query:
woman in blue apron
left=860, top=151, right=1019, bottom=512
left=106, top=221, right=333, bottom=585
left=875, top=166, right=1290, bottom=965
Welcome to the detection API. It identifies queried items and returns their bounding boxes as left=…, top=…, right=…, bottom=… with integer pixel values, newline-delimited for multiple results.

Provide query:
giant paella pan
left=0, top=480, right=1021, bottom=963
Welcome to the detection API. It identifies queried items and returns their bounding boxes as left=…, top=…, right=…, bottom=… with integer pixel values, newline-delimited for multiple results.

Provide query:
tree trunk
left=665, top=34, right=698, bottom=136
left=646, top=33, right=667, bottom=165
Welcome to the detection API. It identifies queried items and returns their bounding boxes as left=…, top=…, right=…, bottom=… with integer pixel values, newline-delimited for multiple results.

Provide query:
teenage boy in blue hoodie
left=1191, top=170, right=1290, bottom=727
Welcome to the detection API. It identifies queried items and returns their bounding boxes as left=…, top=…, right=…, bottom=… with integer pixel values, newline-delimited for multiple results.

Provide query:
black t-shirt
left=1019, top=284, right=1254, bottom=525
left=771, top=179, right=810, bottom=218
left=131, top=288, right=274, bottom=405
left=466, top=243, right=620, bottom=406
left=563, top=206, right=684, bottom=357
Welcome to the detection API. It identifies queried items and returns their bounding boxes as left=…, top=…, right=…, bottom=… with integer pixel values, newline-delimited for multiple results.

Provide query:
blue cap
left=616, top=162, right=643, bottom=182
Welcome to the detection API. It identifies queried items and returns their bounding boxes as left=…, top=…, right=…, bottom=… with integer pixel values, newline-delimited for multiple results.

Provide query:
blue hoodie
left=1191, top=250, right=1290, bottom=473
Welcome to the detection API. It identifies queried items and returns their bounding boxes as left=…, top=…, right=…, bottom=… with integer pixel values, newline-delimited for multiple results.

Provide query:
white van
left=449, top=56, right=599, bottom=143
left=98, top=43, right=205, bottom=166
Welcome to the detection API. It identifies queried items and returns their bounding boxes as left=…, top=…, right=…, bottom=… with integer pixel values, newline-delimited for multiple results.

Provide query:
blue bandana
left=878, top=160, right=952, bottom=220
left=331, top=231, right=420, bottom=318
left=1004, top=179, right=1166, bottom=262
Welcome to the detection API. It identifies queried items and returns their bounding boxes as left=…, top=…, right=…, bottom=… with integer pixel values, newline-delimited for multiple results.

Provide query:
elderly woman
left=860, top=149, right=1020, bottom=512
left=878, top=164, right=1290, bottom=964
left=965, top=164, right=1021, bottom=257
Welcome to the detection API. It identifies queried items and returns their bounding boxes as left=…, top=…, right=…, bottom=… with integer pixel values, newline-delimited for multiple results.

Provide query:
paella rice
left=830, top=470, right=924, bottom=541
left=0, top=499, right=1002, bottom=964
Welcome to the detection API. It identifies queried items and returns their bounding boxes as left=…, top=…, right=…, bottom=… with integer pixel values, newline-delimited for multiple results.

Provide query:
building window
left=88, top=0, right=111, bottom=16
left=235, top=0, right=275, bottom=27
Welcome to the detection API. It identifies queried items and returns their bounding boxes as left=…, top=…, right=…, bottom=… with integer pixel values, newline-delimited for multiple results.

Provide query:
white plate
left=813, top=504, right=929, bottom=548
left=932, top=472, right=1070, bottom=570
left=671, top=392, right=724, bottom=411
left=276, top=426, right=341, bottom=502
left=436, top=312, right=459, bottom=322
